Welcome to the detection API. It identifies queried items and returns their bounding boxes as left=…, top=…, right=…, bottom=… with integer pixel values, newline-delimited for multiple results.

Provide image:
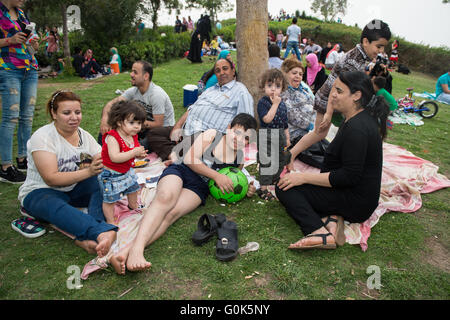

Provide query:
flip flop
left=192, top=213, right=226, bottom=246
left=216, top=220, right=239, bottom=262
left=288, top=233, right=336, bottom=250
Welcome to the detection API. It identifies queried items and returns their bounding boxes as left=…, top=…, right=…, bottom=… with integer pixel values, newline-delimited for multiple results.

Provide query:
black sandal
left=192, top=213, right=226, bottom=246
left=323, top=216, right=346, bottom=246
left=215, top=220, right=239, bottom=261
left=257, top=189, right=276, bottom=201
left=288, top=232, right=337, bottom=250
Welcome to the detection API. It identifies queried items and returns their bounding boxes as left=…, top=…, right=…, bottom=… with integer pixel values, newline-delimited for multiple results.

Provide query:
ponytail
left=365, top=95, right=389, bottom=140
left=338, top=71, right=389, bottom=140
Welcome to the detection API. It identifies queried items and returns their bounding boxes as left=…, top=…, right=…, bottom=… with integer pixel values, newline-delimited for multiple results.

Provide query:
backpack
left=397, top=64, right=411, bottom=75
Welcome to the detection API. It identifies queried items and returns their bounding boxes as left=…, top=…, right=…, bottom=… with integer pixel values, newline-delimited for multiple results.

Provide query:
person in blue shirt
left=436, top=72, right=450, bottom=104
left=257, top=69, right=291, bottom=200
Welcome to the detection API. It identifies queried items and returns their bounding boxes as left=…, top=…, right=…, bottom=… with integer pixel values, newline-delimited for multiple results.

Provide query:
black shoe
left=0, top=165, right=26, bottom=184
left=16, top=157, right=27, bottom=171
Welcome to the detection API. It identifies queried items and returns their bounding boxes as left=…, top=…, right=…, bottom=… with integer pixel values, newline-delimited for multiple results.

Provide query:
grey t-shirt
left=122, top=82, right=175, bottom=127
left=286, top=24, right=301, bottom=42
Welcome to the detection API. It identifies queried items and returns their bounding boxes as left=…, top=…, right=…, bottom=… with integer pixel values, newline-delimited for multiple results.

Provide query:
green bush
left=67, top=29, right=191, bottom=70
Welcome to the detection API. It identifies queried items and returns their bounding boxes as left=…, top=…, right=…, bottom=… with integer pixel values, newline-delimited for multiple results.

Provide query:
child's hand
left=133, top=146, right=147, bottom=158
left=246, top=181, right=256, bottom=197
left=270, top=94, right=282, bottom=106
left=214, top=173, right=234, bottom=194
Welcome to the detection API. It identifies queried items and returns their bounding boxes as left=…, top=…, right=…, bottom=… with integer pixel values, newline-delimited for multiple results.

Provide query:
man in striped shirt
left=151, top=58, right=254, bottom=161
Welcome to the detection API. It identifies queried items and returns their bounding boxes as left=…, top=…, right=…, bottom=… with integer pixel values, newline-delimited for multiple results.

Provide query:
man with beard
left=99, top=60, right=175, bottom=158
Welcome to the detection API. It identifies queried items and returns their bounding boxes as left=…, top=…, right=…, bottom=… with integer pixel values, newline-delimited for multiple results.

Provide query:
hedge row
left=66, top=30, right=191, bottom=70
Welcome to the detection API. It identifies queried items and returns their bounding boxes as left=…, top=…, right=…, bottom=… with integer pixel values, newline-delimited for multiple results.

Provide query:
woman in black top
left=275, top=71, right=389, bottom=250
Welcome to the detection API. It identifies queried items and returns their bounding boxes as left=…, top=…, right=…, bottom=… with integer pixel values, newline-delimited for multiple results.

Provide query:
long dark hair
left=338, top=71, right=389, bottom=140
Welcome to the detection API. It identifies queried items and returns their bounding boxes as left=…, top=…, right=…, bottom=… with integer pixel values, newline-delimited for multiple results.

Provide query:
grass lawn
left=0, top=54, right=449, bottom=300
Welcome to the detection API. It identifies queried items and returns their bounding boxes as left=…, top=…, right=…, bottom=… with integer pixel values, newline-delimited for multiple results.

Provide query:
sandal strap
left=198, top=214, right=218, bottom=231
left=305, top=232, right=333, bottom=245
left=323, top=216, right=338, bottom=226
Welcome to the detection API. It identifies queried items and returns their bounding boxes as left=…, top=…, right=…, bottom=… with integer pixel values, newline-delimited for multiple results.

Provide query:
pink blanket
left=245, top=142, right=449, bottom=251
left=80, top=143, right=449, bottom=278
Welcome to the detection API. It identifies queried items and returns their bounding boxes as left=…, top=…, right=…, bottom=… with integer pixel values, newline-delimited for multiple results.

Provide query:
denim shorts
left=98, top=168, right=140, bottom=203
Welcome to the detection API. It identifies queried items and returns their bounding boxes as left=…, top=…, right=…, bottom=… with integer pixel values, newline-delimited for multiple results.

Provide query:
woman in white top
left=325, top=44, right=344, bottom=70
left=18, top=91, right=117, bottom=256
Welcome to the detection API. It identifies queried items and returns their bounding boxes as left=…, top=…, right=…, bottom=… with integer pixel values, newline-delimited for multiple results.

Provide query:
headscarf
left=218, top=50, right=230, bottom=60
left=306, top=53, right=322, bottom=86
left=110, top=47, right=122, bottom=72
left=326, top=44, right=339, bottom=59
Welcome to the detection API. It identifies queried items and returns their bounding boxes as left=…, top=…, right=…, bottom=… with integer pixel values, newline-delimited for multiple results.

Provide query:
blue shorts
left=98, top=168, right=140, bottom=203
left=158, top=164, right=209, bottom=205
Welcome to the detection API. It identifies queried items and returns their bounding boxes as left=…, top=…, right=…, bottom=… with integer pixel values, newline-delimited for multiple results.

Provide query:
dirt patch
left=37, top=79, right=105, bottom=90
left=356, top=280, right=381, bottom=300
left=424, top=237, right=450, bottom=273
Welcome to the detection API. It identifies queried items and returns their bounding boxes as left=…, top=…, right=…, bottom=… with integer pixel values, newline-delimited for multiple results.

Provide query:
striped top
left=0, top=2, right=38, bottom=70
left=183, top=80, right=254, bottom=136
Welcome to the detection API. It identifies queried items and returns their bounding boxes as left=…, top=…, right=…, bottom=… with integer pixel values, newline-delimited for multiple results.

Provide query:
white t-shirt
left=110, top=54, right=119, bottom=64
left=18, top=123, right=102, bottom=205
left=286, top=24, right=301, bottom=43
left=325, top=51, right=345, bottom=66
left=122, top=82, right=175, bottom=127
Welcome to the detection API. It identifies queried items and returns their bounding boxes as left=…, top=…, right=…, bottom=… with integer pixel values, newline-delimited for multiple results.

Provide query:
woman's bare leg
left=147, top=188, right=202, bottom=245
left=126, top=175, right=183, bottom=271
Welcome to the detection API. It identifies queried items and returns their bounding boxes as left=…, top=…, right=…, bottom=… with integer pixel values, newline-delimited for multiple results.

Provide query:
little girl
left=98, top=100, right=147, bottom=225
left=257, top=69, right=291, bottom=201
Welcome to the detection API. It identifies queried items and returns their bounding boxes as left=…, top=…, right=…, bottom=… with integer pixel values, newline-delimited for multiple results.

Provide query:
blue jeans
left=23, top=176, right=117, bottom=241
left=284, top=41, right=301, bottom=60
left=0, top=68, right=38, bottom=165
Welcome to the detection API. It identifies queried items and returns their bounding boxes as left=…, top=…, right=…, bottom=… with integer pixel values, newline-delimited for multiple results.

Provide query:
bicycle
left=397, top=87, right=439, bottom=119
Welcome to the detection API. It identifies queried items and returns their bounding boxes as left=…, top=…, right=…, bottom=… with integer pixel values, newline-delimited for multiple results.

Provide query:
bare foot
left=75, top=240, right=97, bottom=254
left=96, top=230, right=117, bottom=258
left=288, top=228, right=336, bottom=249
left=126, top=248, right=151, bottom=271
left=110, top=254, right=127, bottom=275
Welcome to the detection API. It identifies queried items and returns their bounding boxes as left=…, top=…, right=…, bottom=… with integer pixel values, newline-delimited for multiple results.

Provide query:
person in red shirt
left=98, top=100, right=147, bottom=225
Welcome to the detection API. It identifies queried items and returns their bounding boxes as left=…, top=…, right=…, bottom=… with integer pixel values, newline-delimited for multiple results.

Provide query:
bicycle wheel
left=418, top=101, right=438, bottom=119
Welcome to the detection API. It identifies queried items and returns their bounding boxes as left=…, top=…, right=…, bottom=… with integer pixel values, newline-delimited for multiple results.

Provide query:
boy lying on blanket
left=108, top=113, right=258, bottom=274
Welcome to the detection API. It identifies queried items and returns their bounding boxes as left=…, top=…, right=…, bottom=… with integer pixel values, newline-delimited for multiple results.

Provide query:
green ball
left=208, top=167, right=249, bottom=203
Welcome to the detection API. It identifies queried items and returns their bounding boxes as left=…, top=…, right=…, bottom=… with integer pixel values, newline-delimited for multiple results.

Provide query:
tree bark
left=236, top=0, right=268, bottom=113
left=61, top=2, right=70, bottom=59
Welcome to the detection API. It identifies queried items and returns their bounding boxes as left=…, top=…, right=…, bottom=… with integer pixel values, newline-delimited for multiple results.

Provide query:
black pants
left=275, top=184, right=373, bottom=236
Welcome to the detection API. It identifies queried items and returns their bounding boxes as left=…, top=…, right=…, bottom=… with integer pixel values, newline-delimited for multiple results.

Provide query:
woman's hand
left=10, top=32, right=28, bottom=45
left=88, top=154, right=103, bottom=176
left=277, top=172, right=305, bottom=191
left=214, top=173, right=234, bottom=194
left=318, top=112, right=332, bottom=132
left=246, top=181, right=256, bottom=198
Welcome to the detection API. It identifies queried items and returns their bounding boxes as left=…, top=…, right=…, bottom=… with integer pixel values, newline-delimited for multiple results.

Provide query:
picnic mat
left=80, top=141, right=449, bottom=278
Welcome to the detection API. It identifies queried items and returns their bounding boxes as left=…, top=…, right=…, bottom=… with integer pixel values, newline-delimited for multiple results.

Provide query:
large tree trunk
left=236, top=0, right=268, bottom=113
left=61, top=3, right=70, bottom=59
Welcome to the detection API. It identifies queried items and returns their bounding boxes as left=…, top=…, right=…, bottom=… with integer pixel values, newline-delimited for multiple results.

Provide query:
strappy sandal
left=323, top=216, right=346, bottom=246
left=216, top=220, right=239, bottom=261
left=257, top=189, right=276, bottom=201
left=288, top=232, right=336, bottom=250
left=192, top=213, right=226, bottom=246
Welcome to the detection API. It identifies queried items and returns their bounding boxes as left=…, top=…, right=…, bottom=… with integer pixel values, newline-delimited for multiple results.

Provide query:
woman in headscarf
left=109, top=47, right=122, bottom=74
left=304, top=53, right=327, bottom=94
left=325, top=43, right=344, bottom=70
left=187, top=29, right=202, bottom=63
